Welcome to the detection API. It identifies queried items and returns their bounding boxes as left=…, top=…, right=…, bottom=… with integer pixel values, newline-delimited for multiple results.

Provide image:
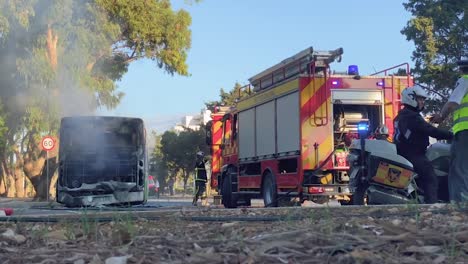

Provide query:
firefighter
left=393, top=85, right=453, bottom=204
left=430, top=60, right=468, bottom=203
left=193, top=151, right=208, bottom=206
left=374, top=125, right=390, bottom=141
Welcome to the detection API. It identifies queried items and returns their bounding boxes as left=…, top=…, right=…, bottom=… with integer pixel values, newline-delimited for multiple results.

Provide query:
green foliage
left=401, top=0, right=467, bottom=114
left=150, top=131, right=169, bottom=187
left=158, top=127, right=209, bottom=190
left=0, top=101, right=7, bottom=150
left=0, top=0, right=195, bottom=197
left=96, top=0, right=192, bottom=76
left=205, top=82, right=251, bottom=111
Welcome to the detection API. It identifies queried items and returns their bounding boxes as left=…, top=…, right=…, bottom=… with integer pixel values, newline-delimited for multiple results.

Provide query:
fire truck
left=205, top=107, right=232, bottom=196
left=206, top=47, right=412, bottom=208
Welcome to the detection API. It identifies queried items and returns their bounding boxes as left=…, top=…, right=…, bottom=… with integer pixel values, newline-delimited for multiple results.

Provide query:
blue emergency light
left=357, top=122, right=369, bottom=132
left=357, top=121, right=369, bottom=139
left=348, top=65, right=359, bottom=75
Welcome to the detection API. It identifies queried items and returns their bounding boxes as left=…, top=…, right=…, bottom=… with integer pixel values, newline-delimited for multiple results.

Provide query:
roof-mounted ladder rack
left=249, top=47, right=344, bottom=92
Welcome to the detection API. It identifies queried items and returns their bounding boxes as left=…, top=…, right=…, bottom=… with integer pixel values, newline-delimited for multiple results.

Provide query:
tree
left=401, top=0, right=467, bottom=116
left=0, top=102, right=7, bottom=195
left=159, top=128, right=208, bottom=194
left=0, top=0, right=193, bottom=198
left=176, top=128, right=208, bottom=193
left=205, top=82, right=251, bottom=111
left=149, top=131, right=169, bottom=193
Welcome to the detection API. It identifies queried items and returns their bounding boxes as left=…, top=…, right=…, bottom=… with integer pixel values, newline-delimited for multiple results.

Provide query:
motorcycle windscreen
left=371, top=161, right=413, bottom=189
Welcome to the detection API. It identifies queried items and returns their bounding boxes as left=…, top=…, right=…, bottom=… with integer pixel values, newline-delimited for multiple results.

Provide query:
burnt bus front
left=56, top=116, right=148, bottom=207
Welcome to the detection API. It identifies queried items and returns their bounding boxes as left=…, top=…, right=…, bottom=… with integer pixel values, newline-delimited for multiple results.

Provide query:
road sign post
left=41, top=136, right=55, bottom=202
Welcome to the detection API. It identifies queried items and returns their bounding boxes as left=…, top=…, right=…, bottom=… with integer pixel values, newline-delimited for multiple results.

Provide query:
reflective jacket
left=453, top=75, right=468, bottom=134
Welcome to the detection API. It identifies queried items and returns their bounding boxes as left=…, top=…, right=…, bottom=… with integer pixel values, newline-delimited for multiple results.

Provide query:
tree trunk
left=29, top=156, right=58, bottom=200
left=182, top=169, right=188, bottom=197
left=1, top=159, right=15, bottom=197
left=0, top=178, right=5, bottom=195
left=14, top=168, right=26, bottom=198
left=46, top=26, right=58, bottom=71
left=6, top=174, right=15, bottom=197
left=48, top=171, right=58, bottom=199
left=0, top=165, right=5, bottom=196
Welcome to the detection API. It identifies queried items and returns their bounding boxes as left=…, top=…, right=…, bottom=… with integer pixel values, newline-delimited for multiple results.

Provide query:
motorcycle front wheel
left=352, top=183, right=369, bottom=205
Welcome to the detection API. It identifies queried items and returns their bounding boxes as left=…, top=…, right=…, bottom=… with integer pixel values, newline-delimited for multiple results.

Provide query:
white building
left=173, top=109, right=211, bottom=132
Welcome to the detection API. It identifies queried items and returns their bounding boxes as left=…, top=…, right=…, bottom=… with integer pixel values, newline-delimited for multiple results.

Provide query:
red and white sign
left=41, top=136, right=55, bottom=151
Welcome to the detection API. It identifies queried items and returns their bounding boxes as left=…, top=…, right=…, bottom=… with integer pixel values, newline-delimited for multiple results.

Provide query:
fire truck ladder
left=236, top=84, right=252, bottom=102
left=370, top=63, right=411, bottom=118
left=248, top=46, right=344, bottom=95
left=310, top=57, right=332, bottom=126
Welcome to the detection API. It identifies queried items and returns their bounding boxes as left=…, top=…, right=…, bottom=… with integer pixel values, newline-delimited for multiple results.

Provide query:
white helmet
left=196, top=151, right=204, bottom=157
left=375, top=125, right=389, bottom=140
left=401, top=85, right=428, bottom=108
left=376, top=125, right=389, bottom=136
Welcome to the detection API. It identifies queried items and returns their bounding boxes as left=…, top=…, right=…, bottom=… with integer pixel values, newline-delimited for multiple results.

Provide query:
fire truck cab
left=207, top=47, right=412, bottom=208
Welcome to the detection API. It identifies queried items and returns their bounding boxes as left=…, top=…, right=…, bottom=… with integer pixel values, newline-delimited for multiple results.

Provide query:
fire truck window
left=222, top=120, right=230, bottom=144
left=239, top=162, right=261, bottom=176
left=333, top=104, right=382, bottom=147
left=205, top=121, right=212, bottom=145
left=278, top=158, right=297, bottom=174
left=333, top=105, right=381, bottom=133
left=232, top=114, right=238, bottom=139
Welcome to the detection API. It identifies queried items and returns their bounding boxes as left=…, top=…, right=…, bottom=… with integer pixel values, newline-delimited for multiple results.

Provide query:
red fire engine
left=206, top=47, right=412, bottom=207
left=206, top=107, right=232, bottom=192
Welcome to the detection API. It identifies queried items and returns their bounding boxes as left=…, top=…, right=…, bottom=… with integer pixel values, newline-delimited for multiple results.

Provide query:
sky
left=99, top=0, right=415, bottom=132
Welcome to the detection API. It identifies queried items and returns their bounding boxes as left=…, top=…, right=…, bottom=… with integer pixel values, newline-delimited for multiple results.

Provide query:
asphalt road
left=0, top=197, right=194, bottom=217
left=0, top=196, right=340, bottom=218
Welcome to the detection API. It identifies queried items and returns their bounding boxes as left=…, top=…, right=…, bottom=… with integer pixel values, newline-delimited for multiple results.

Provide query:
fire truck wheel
left=222, top=172, right=237, bottom=208
left=262, top=173, right=278, bottom=207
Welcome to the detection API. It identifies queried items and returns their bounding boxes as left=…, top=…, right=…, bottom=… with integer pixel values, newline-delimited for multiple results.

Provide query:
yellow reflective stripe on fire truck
left=213, top=121, right=223, bottom=145
left=300, top=77, right=326, bottom=108
left=300, top=80, right=333, bottom=169
left=237, top=79, right=298, bottom=110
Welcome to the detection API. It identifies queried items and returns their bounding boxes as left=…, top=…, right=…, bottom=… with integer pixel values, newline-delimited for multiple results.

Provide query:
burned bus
left=56, top=116, right=148, bottom=207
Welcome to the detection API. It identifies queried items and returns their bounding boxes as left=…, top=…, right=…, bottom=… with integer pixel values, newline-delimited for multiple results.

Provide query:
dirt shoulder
left=0, top=204, right=467, bottom=264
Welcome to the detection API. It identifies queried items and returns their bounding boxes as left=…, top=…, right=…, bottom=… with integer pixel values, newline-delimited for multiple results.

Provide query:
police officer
left=394, top=85, right=453, bottom=204
left=193, top=151, right=208, bottom=206
left=431, top=60, right=468, bottom=203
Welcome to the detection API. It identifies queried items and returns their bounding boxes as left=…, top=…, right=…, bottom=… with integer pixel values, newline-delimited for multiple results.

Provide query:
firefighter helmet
left=376, top=125, right=389, bottom=136
left=375, top=125, right=389, bottom=140
left=196, top=151, right=204, bottom=157
left=401, top=85, right=428, bottom=108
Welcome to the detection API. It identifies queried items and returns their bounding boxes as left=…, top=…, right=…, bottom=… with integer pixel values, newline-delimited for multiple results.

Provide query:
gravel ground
left=0, top=203, right=467, bottom=264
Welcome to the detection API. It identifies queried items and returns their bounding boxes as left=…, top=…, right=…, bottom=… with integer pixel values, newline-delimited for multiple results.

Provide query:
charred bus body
left=56, top=116, right=148, bottom=207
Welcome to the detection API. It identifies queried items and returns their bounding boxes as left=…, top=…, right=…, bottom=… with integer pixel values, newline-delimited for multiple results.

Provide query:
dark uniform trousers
left=404, top=154, right=439, bottom=204
left=449, top=130, right=468, bottom=202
